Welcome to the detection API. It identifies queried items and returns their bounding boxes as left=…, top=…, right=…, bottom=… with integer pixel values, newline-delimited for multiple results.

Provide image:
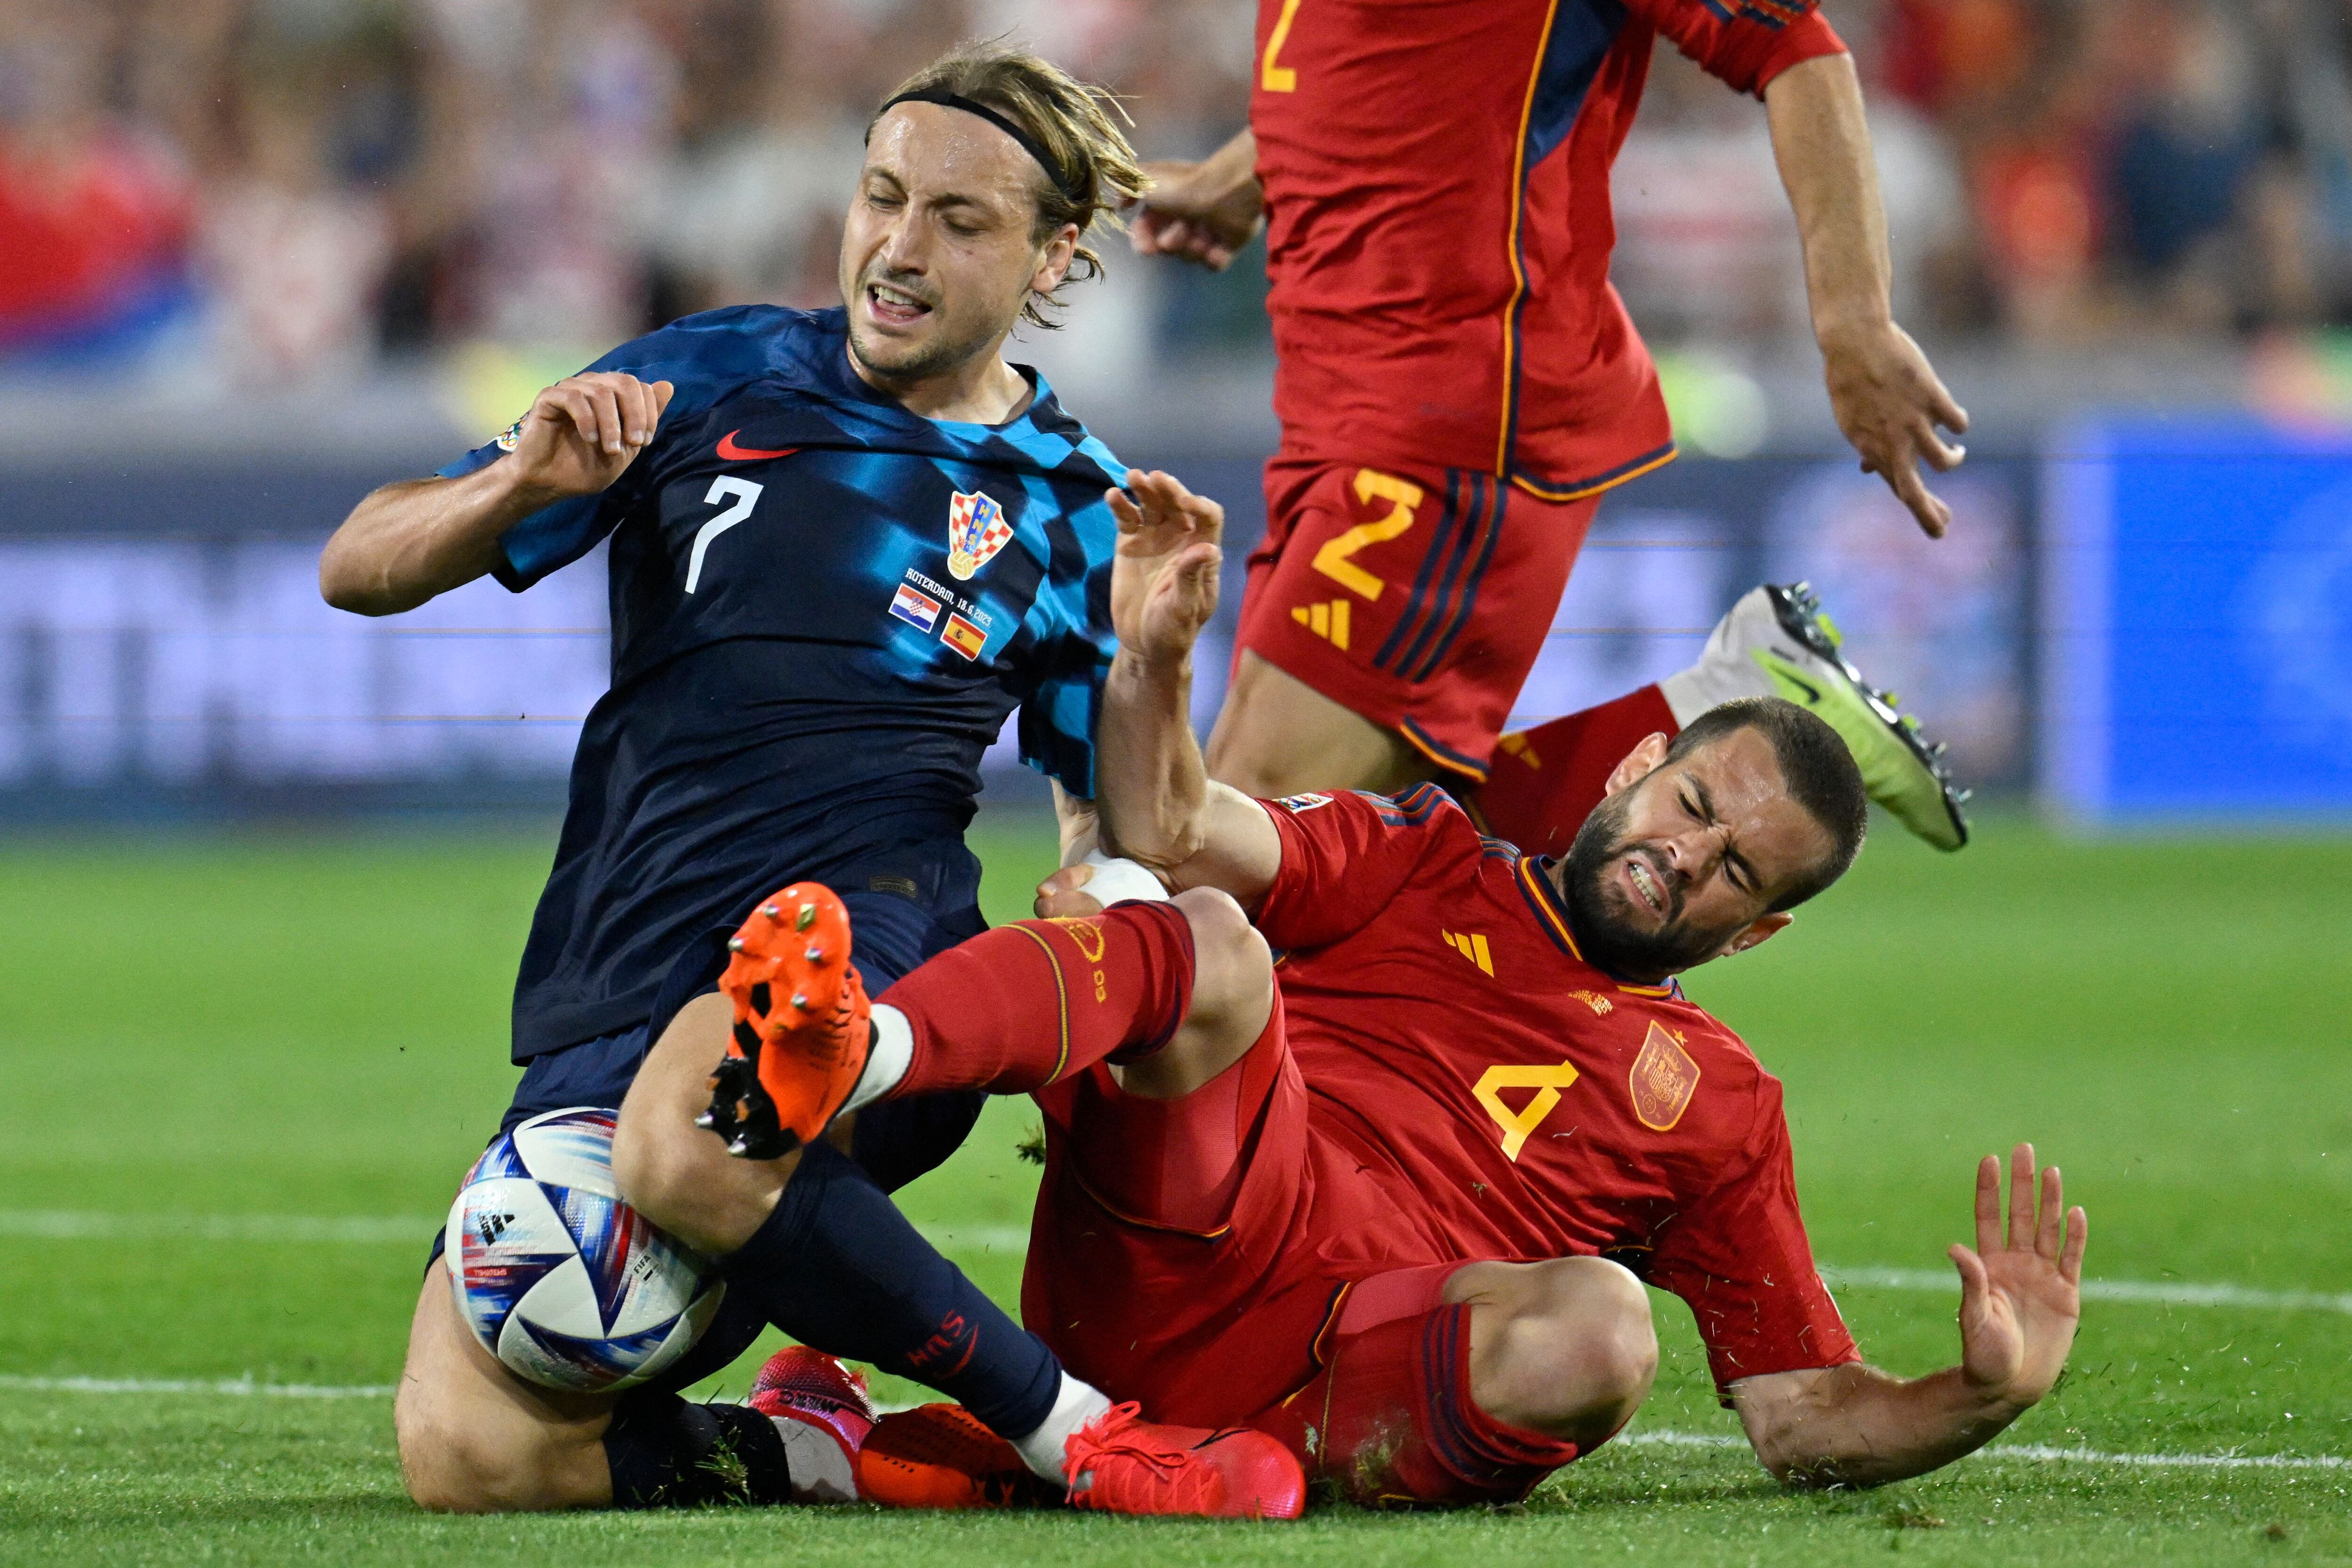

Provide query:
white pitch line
left=0, top=1378, right=2336, bottom=1474
left=1615, top=1431, right=2348, bottom=1470
left=1820, top=1264, right=2352, bottom=1317
left=6, top=1212, right=2346, bottom=1316
left=0, top=1211, right=431, bottom=1244
left=0, top=1374, right=394, bottom=1399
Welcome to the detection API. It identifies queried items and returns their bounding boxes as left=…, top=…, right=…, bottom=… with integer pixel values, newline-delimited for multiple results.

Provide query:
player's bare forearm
left=318, top=466, right=550, bottom=617
left=321, top=372, right=673, bottom=614
left=1764, top=54, right=1888, bottom=344
left=1092, top=647, right=1280, bottom=906
left=1097, top=646, right=1208, bottom=870
left=1764, top=53, right=1967, bottom=536
left=1732, top=1362, right=2027, bottom=1488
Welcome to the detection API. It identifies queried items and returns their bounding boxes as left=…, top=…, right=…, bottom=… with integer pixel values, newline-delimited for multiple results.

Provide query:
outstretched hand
left=1107, top=468, right=1224, bottom=665
left=1951, top=1143, right=2085, bottom=1410
left=1819, top=318, right=1968, bottom=538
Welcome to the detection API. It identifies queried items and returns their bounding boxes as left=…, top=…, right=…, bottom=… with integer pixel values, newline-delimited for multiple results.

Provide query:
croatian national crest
left=946, top=490, right=1012, bottom=580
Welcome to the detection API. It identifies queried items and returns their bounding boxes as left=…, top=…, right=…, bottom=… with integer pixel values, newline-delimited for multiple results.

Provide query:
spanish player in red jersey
left=690, top=493, right=2084, bottom=1505
left=1131, top=0, right=1974, bottom=854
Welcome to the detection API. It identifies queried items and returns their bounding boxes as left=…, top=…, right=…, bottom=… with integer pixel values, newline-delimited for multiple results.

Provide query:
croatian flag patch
left=890, top=583, right=942, bottom=633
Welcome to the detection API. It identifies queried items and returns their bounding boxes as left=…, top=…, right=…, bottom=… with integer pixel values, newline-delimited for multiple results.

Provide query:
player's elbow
left=1736, top=1367, right=1884, bottom=1488
left=318, top=529, right=408, bottom=617
left=319, top=551, right=384, bottom=615
left=1757, top=1442, right=1879, bottom=1490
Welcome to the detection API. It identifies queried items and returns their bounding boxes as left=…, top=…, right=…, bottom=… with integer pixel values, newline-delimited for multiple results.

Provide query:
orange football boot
left=858, top=1402, right=1064, bottom=1510
left=1063, top=1402, right=1307, bottom=1520
left=697, top=882, right=871, bottom=1159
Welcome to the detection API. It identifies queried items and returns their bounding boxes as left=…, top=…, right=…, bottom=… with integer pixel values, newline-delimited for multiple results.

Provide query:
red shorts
left=1234, top=458, right=1599, bottom=783
left=1021, top=995, right=1582, bottom=1505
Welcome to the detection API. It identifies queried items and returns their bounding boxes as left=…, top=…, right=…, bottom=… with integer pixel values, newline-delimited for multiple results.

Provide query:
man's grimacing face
left=838, top=102, right=1076, bottom=387
left=1557, top=727, right=1836, bottom=983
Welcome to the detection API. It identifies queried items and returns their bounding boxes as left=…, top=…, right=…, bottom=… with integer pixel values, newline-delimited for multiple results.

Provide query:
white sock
left=767, top=1411, right=859, bottom=1503
left=1658, top=586, right=1780, bottom=726
left=840, top=1003, right=912, bottom=1114
left=1009, top=1372, right=1113, bottom=1484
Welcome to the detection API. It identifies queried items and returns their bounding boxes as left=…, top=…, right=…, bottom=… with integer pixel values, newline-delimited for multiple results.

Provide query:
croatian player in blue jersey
left=321, top=43, right=1286, bottom=1518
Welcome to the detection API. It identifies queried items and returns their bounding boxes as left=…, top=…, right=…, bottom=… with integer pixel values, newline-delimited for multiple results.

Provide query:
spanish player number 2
left=685, top=477, right=763, bottom=594
left=1261, top=0, right=1303, bottom=91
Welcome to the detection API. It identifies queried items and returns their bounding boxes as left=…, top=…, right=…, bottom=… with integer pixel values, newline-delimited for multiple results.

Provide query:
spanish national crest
left=946, top=489, right=1013, bottom=580
left=1629, top=1021, right=1700, bottom=1132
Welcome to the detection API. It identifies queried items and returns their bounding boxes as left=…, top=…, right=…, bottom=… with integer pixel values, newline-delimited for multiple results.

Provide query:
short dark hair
left=1664, top=697, right=1867, bottom=911
left=875, top=40, right=1148, bottom=330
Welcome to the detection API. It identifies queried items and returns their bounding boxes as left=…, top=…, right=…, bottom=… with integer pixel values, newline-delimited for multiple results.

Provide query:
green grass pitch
left=1, top=806, right=2347, bottom=1565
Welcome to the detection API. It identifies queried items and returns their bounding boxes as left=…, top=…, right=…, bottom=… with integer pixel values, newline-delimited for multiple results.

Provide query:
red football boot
left=1063, top=1402, right=1307, bottom=1520
left=698, top=882, right=871, bottom=1158
left=858, top=1402, right=1064, bottom=1510
left=745, top=1346, right=875, bottom=1505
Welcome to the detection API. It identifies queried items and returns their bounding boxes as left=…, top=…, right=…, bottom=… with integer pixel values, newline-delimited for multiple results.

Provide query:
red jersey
left=1251, top=0, right=1845, bottom=499
left=1257, top=785, right=1857, bottom=1393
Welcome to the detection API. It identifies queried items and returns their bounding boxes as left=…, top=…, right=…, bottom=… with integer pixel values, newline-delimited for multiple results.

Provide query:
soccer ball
left=446, top=1107, right=725, bottom=1393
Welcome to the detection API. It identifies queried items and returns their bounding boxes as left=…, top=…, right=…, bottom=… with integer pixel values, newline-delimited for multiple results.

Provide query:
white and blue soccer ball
left=447, top=1107, right=725, bottom=1393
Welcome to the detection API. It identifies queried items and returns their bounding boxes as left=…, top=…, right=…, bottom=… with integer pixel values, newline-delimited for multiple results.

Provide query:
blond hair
left=876, top=40, right=1148, bottom=329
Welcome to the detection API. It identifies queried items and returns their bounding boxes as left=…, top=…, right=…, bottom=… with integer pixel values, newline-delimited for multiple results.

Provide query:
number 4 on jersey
left=1474, top=1062, right=1581, bottom=1162
left=685, top=477, right=763, bottom=594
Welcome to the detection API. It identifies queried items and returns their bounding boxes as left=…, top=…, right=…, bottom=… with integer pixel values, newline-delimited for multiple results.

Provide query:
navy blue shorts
left=434, top=885, right=989, bottom=1398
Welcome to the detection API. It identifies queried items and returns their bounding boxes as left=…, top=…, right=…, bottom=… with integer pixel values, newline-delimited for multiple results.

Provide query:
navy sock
left=726, top=1138, right=1062, bottom=1439
left=603, top=1391, right=792, bottom=1508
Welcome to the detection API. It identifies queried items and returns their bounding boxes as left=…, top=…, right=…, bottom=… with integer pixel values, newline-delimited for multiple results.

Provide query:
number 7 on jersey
left=685, top=477, right=763, bottom=594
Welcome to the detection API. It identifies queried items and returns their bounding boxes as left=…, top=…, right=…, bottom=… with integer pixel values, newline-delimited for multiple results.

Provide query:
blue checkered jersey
left=437, top=305, right=1123, bottom=1059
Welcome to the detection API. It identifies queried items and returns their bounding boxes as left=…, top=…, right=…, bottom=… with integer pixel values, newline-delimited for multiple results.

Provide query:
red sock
left=880, top=903, right=1195, bottom=1098
left=1258, top=1301, right=1579, bottom=1505
left=1471, top=683, right=1679, bottom=855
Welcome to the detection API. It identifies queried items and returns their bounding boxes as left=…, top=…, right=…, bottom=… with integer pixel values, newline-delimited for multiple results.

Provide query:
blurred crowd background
left=0, top=0, right=1253, bottom=386
left=3, top=0, right=2348, bottom=825
left=10, top=0, right=2352, bottom=386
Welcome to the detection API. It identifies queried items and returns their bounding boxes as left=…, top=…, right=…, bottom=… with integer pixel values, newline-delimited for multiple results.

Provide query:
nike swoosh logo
left=1776, top=670, right=1824, bottom=704
left=715, top=430, right=798, bottom=462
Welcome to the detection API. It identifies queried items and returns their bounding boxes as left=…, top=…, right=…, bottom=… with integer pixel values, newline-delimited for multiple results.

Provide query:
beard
left=1559, top=788, right=1737, bottom=982
left=843, top=261, right=1002, bottom=388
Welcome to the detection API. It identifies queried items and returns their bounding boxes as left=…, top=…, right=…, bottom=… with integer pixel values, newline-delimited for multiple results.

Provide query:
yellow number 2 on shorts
left=1312, top=469, right=1424, bottom=602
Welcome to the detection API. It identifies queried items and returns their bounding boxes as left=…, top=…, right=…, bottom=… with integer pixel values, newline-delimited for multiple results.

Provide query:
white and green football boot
left=1659, top=583, right=1970, bottom=850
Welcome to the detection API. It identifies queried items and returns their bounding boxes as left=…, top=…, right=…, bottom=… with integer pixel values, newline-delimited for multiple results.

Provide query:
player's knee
left=612, top=1102, right=725, bottom=1251
left=395, top=1390, right=563, bottom=1513
left=1538, top=1256, right=1657, bottom=1420
left=1474, top=1257, right=1656, bottom=1439
left=613, top=1093, right=800, bottom=1256
left=1171, top=886, right=1271, bottom=1026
